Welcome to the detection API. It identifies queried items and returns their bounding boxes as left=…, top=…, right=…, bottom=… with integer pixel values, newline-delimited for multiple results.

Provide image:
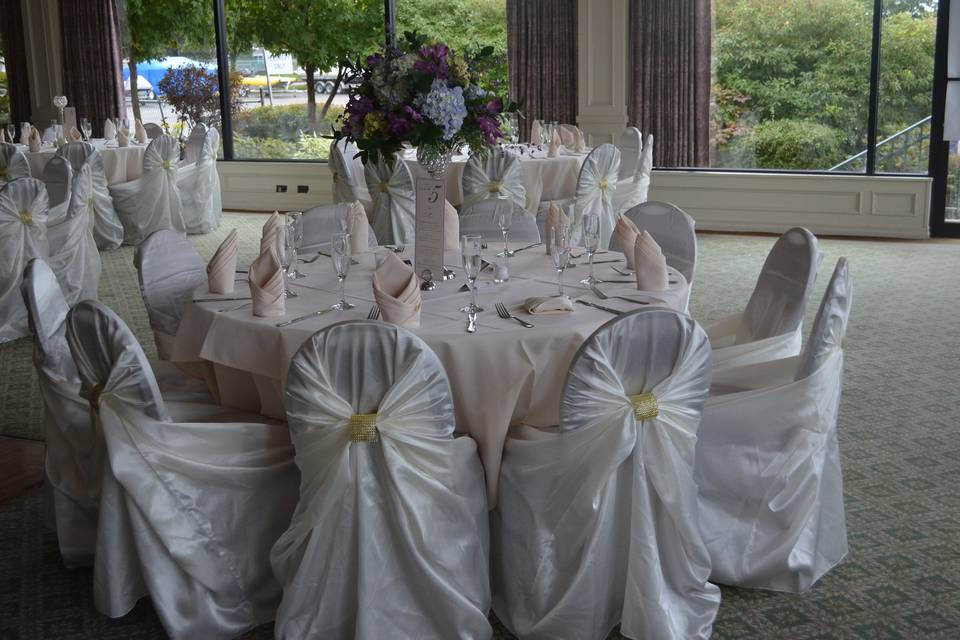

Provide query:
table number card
left=415, top=177, right=446, bottom=281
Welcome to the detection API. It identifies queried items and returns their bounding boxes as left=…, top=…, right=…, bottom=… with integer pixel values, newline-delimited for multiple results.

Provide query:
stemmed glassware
left=460, top=234, right=484, bottom=313
left=495, top=196, right=514, bottom=258
left=275, top=222, right=298, bottom=298
left=552, top=223, right=572, bottom=297
left=580, top=213, right=601, bottom=285
left=52, top=95, right=67, bottom=125
left=6, top=123, right=15, bottom=144
left=285, top=211, right=306, bottom=278
left=331, top=231, right=354, bottom=310
left=80, top=118, right=92, bottom=141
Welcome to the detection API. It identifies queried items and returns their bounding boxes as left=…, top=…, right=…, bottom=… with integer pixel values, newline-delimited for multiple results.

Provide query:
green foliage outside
left=232, top=103, right=342, bottom=160
left=0, top=72, right=10, bottom=125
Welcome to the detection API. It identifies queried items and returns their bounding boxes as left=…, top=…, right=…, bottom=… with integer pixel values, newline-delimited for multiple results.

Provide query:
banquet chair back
left=20, top=258, right=100, bottom=567
left=42, top=155, right=72, bottom=211
left=364, top=154, right=415, bottom=245
left=0, top=177, right=50, bottom=342
left=461, top=147, right=526, bottom=210
left=0, top=141, right=31, bottom=184
left=109, top=133, right=186, bottom=245
left=57, top=140, right=95, bottom=172
left=182, top=123, right=207, bottom=166
left=616, top=127, right=642, bottom=179
left=330, top=138, right=372, bottom=209
left=695, top=259, right=852, bottom=593
left=493, top=307, right=719, bottom=640
left=178, top=127, right=222, bottom=234
left=144, top=122, right=163, bottom=140
left=272, top=320, right=491, bottom=640
left=61, top=145, right=124, bottom=250
left=459, top=198, right=540, bottom=244
left=300, top=202, right=378, bottom=254
left=134, top=229, right=207, bottom=359
left=574, top=143, right=621, bottom=247
left=65, top=299, right=298, bottom=639
left=619, top=201, right=698, bottom=283
left=48, top=160, right=101, bottom=304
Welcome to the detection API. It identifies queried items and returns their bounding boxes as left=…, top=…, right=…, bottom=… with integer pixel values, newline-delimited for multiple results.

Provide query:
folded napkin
left=0, top=129, right=6, bottom=143
left=207, top=228, right=238, bottom=294
left=29, top=127, right=41, bottom=153
left=573, top=127, right=586, bottom=153
left=372, top=252, right=422, bottom=328
left=135, top=119, right=148, bottom=144
left=103, top=118, right=116, bottom=140
left=559, top=125, right=577, bottom=149
left=634, top=230, right=668, bottom=291
left=548, top=130, right=561, bottom=158
left=530, top=120, right=542, bottom=144
left=347, top=200, right=369, bottom=253
left=117, top=129, right=129, bottom=147
left=444, top=200, right=460, bottom=252
left=614, top=214, right=641, bottom=269
left=544, top=202, right=569, bottom=256
left=20, top=123, right=31, bottom=146
left=261, top=210, right=282, bottom=253
left=524, top=295, right=575, bottom=315
left=68, top=126, right=82, bottom=141
left=248, top=246, right=286, bottom=317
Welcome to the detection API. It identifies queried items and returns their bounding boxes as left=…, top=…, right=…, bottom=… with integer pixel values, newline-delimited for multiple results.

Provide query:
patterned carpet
left=2, top=213, right=959, bottom=639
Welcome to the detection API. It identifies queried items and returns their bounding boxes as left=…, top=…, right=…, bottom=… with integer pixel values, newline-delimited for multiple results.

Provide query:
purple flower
left=476, top=115, right=503, bottom=145
left=403, top=105, right=423, bottom=122
left=414, top=44, right=450, bottom=79
left=484, top=98, right=503, bottom=114
left=347, top=95, right=375, bottom=115
left=386, top=112, right=414, bottom=138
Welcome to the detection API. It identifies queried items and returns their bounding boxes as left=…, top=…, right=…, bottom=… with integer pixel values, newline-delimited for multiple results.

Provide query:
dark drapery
left=58, top=0, right=125, bottom=136
left=0, top=0, right=32, bottom=124
left=627, top=0, right=712, bottom=167
left=507, top=0, right=578, bottom=141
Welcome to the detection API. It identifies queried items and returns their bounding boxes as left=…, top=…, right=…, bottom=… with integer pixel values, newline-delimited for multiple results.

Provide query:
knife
left=193, top=296, right=252, bottom=302
left=512, top=242, right=543, bottom=253
left=576, top=299, right=623, bottom=315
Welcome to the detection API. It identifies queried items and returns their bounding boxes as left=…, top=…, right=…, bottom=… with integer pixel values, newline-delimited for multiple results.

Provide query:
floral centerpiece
left=336, top=32, right=517, bottom=176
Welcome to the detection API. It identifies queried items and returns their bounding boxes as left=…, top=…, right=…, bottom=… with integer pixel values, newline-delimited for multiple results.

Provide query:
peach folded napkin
left=135, top=120, right=148, bottom=144
left=548, top=130, right=561, bottom=158
left=103, top=119, right=116, bottom=140
left=261, top=210, right=282, bottom=253
left=372, top=252, right=422, bottom=328
left=559, top=125, right=578, bottom=149
left=117, top=129, right=129, bottom=147
left=0, top=129, right=6, bottom=143
left=29, top=127, right=41, bottom=153
left=614, top=214, right=641, bottom=269
left=248, top=246, right=286, bottom=317
left=524, top=295, right=575, bottom=315
left=634, top=230, right=668, bottom=291
left=544, top=202, right=569, bottom=256
left=69, top=127, right=82, bottom=141
left=20, top=123, right=31, bottom=146
left=347, top=200, right=369, bottom=253
left=207, top=228, right=238, bottom=294
left=445, top=200, right=460, bottom=251
left=530, top=120, right=542, bottom=144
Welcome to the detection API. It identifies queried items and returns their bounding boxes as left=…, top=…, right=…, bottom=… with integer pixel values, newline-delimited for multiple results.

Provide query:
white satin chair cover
left=330, top=138, right=372, bottom=211
left=177, top=127, right=222, bottom=234
left=64, top=300, right=299, bottom=639
left=20, top=259, right=100, bottom=566
left=364, top=154, right=416, bottom=246
left=0, top=178, right=50, bottom=342
left=182, top=123, right=207, bottom=166
left=611, top=133, right=654, bottom=216
left=573, top=143, right=620, bottom=247
left=144, top=122, right=163, bottom=139
left=42, top=154, right=72, bottom=214
left=459, top=198, right=540, bottom=244
left=62, top=146, right=124, bottom=250
left=110, top=134, right=185, bottom=245
left=696, top=258, right=851, bottom=592
left=0, top=141, right=31, bottom=185
left=616, top=127, right=642, bottom=180
left=493, top=308, right=720, bottom=640
left=461, top=148, right=526, bottom=210
left=48, top=161, right=101, bottom=304
left=271, top=320, right=491, bottom=640
left=706, top=227, right=822, bottom=371
left=299, top=202, right=378, bottom=254
left=57, top=140, right=95, bottom=171
left=611, top=201, right=698, bottom=284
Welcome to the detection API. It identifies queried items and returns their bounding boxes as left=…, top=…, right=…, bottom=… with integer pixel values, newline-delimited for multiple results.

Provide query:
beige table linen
left=24, top=138, right=146, bottom=185
left=172, top=244, right=689, bottom=505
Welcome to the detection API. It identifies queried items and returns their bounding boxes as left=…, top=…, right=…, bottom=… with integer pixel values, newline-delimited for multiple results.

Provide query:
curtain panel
left=627, top=0, right=712, bottom=167
left=0, top=0, right=32, bottom=124
left=58, top=0, right=125, bottom=137
left=507, top=0, right=578, bottom=142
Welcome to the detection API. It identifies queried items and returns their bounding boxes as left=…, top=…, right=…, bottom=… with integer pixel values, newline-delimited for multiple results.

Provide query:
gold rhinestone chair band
left=19, top=210, right=32, bottom=224
left=89, top=383, right=105, bottom=411
left=349, top=413, right=379, bottom=443
left=630, top=393, right=659, bottom=421
left=488, top=180, right=502, bottom=193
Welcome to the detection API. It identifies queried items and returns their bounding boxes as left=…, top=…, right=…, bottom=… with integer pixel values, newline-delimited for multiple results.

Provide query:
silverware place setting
left=193, top=296, right=251, bottom=303
left=366, top=304, right=381, bottom=320
left=466, top=311, right=478, bottom=333
left=495, top=302, right=534, bottom=328
left=276, top=307, right=336, bottom=327
left=575, top=299, right=623, bottom=315
left=589, top=284, right=665, bottom=306
left=512, top=241, right=543, bottom=253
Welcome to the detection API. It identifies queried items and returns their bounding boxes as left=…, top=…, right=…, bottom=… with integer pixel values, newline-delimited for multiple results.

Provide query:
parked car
left=123, top=74, right=154, bottom=99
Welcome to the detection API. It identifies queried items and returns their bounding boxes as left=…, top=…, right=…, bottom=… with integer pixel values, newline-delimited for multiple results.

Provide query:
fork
left=315, top=249, right=360, bottom=265
left=276, top=307, right=335, bottom=327
left=611, top=265, right=678, bottom=284
left=495, top=302, right=534, bottom=328
left=590, top=284, right=655, bottom=305
left=366, top=304, right=381, bottom=320
left=390, top=245, right=406, bottom=253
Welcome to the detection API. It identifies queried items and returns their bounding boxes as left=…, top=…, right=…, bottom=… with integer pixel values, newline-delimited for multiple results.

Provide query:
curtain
left=507, top=0, right=578, bottom=142
left=627, top=0, right=712, bottom=167
left=0, top=0, right=32, bottom=124
left=58, top=0, right=125, bottom=137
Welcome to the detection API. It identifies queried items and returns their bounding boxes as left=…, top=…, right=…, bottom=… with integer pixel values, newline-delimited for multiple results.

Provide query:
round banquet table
left=402, top=144, right=588, bottom=214
left=21, top=138, right=146, bottom=185
left=172, top=243, right=689, bottom=504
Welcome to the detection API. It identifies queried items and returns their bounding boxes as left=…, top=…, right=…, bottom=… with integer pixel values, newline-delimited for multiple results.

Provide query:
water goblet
left=6, top=123, right=15, bottom=144
left=460, top=234, right=484, bottom=313
left=80, top=118, right=92, bottom=141
left=580, top=213, right=601, bottom=285
left=552, top=223, right=572, bottom=297
left=274, top=224, right=298, bottom=298
left=495, top=196, right=514, bottom=258
left=286, top=211, right=307, bottom=278
left=331, top=231, right=355, bottom=310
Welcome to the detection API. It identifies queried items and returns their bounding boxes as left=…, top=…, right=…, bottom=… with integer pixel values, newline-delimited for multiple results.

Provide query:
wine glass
left=552, top=223, right=572, bottom=297
left=285, top=212, right=306, bottom=279
left=460, top=234, right=484, bottom=313
left=508, top=113, right=519, bottom=145
left=6, top=123, right=15, bottom=144
left=331, top=231, right=354, bottom=311
left=80, top=118, right=92, bottom=141
left=495, top=196, right=514, bottom=258
left=274, top=224, right=298, bottom=298
left=580, top=213, right=601, bottom=285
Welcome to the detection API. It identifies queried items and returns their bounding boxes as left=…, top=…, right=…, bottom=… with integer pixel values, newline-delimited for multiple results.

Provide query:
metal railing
left=829, top=116, right=932, bottom=173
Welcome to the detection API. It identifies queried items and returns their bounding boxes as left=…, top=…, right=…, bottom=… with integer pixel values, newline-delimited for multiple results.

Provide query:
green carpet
left=2, top=213, right=959, bottom=639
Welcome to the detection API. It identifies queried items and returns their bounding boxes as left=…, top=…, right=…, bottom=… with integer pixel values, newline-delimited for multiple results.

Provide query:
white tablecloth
left=172, top=243, right=689, bottom=504
left=403, top=145, right=587, bottom=214
left=23, top=139, right=146, bottom=185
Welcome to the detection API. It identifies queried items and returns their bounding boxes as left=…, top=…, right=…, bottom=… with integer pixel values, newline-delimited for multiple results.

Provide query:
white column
left=21, top=0, right=63, bottom=125
left=577, top=0, right=629, bottom=146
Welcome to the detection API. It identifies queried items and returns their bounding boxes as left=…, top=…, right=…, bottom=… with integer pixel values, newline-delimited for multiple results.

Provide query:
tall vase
left=414, top=142, right=455, bottom=284
left=416, top=143, right=454, bottom=179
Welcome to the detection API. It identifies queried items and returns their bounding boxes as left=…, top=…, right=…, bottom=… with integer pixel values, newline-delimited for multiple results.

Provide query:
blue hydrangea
left=417, top=79, right=468, bottom=140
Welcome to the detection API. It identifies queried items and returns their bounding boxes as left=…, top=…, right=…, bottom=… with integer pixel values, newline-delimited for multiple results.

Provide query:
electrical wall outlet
left=276, top=184, right=287, bottom=193
left=297, top=185, right=309, bottom=193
